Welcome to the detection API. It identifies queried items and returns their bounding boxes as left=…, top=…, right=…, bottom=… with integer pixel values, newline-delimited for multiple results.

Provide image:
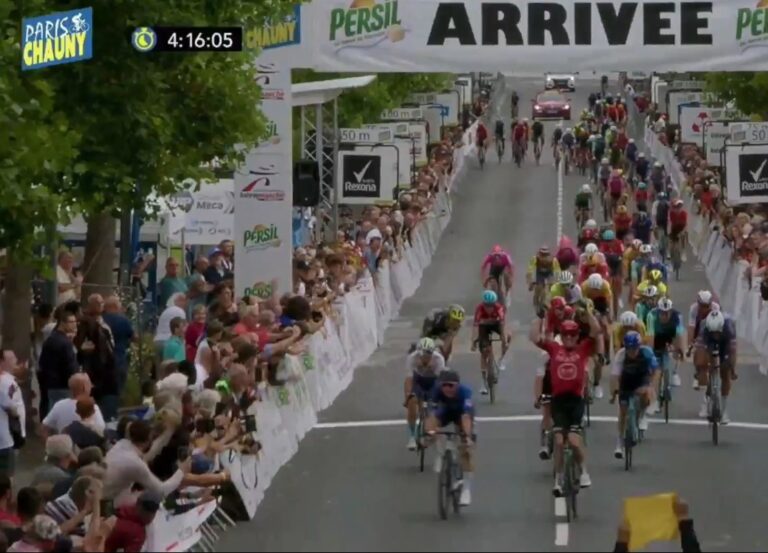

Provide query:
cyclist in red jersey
left=669, top=198, right=688, bottom=256
left=545, top=297, right=575, bottom=338
left=531, top=317, right=600, bottom=496
left=476, top=121, right=489, bottom=151
left=512, top=121, right=527, bottom=156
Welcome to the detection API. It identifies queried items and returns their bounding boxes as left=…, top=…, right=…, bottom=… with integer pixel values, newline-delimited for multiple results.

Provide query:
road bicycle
left=561, top=433, right=580, bottom=522
left=414, top=398, right=430, bottom=472
left=656, top=350, right=675, bottom=424
left=434, top=430, right=464, bottom=520
left=475, top=330, right=504, bottom=404
left=670, top=234, right=683, bottom=281
left=707, top=347, right=723, bottom=446
left=496, top=136, right=505, bottom=163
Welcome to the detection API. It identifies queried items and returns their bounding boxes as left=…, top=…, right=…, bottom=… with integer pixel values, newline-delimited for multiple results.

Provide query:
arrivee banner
left=304, top=0, right=768, bottom=72
left=725, top=144, right=768, bottom=204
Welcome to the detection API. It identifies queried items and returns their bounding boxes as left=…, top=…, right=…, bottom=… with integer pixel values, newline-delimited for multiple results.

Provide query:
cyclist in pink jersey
left=481, top=245, right=514, bottom=304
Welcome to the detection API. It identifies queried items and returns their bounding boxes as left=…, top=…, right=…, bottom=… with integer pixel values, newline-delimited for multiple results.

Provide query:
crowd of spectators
left=3, top=104, right=478, bottom=552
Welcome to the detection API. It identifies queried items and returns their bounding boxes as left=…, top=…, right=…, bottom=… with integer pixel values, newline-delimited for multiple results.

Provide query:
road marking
left=555, top=522, right=569, bottom=547
left=554, top=497, right=566, bottom=517
left=314, top=415, right=768, bottom=430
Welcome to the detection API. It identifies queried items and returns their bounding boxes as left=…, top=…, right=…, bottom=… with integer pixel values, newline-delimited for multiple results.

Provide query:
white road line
left=314, top=415, right=768, bottom=430
left=554, top=497, right=566, bottom=517
left=555, top=522, right=569, bottom=546
left=556, top=158, right=564, bottom=243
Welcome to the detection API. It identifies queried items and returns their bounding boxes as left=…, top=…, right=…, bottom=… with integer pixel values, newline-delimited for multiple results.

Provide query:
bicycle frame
left=624, top=394, right=642, bottom=470
left=434, top=430, right=465, bottom=520
left=708, top=349, right=722, bottom=445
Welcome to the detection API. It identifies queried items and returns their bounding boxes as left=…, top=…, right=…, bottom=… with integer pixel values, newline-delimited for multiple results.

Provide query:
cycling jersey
left=632, top=217, right=653, bottom=244
left=495, top=120, right=505, bottom=137
left=612, top=321, right=647, bottom=349
left=591, top=136, right=606, bottom=158
left=574, top=191, right=591, bottom=209
left=430, top=384, right=474, bottom=426
left=669, top=209, right=688, bottom=232
left=641, top=260, right=668, bottom=283
left=513, top=124, right=527, bottom=141
left=637, top=279, right=668, bottom=298
left=406, top=350, right=446, bottom=379
left=531, top=121, right=544, bottom=138
left=561, top=133, right=575, bottom=148
left=578, top=262, right=610, bottom=284
left=536, top=339, right=592, bottom=398
left=474, top=302, right=505, bottom=325
left=696, top=316, right=736, bottom=359
left=635, top=159, right=650, bottom=181
left=528, top=256, right=561, bottom=282
left=482, top=252, right=514, bottom=278
left=600, top=240, right=624, bottom=276
left=612, top=346, right=658, bottom=395
left=580, top=281, right=613, bottom=314
left=654, top=200, right=670, bottom=228
left=422, top=308, right=451, bottom=339
left=646, top=308, right=684, bottom=351
left=625, top=143, right=638, bottom=162
left=688, top=301, right=719, bottom=337
left=552, top=128, right=563, bottom=143
left=550, top=283, right=581, bottom=303
left=476, top=125, right=488, bottom=144
left=635, top=302, right=653, bottom=326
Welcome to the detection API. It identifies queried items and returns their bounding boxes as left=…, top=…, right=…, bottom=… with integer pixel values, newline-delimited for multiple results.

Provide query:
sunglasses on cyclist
left=441, top=382, right=458, bottom=389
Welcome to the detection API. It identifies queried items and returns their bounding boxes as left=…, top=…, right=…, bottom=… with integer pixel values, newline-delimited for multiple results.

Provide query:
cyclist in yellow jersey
left=636, top=270, right=668, bottom=302
left=550, top=271, right=578, bottom=302
left=612, top=311, right=648, bottom=357
left=622, top=239, right=642, bottom=281
left=527, top=246, right=561, bottom=311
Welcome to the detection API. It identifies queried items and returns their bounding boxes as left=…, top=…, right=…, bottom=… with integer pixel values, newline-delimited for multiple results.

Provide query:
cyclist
left=635, top=152, right=651, bottom=184
left=574, top=184, right=593, bottom=227
left=606, top=169, right=625, bottom=218
left=610, top=331, right=659, bottom=459
left=612, top=311, right=647, bottom=359
left=632, top=211, right=653, bottom=245
left=581, top=273, right=613, bottom=398
left=588, top=133, right=606, bottom=182
left=622, top=239, right=643, bottom=282
left=527, top=246, right=561, bottom=311
left=669, top=199, right=689, bottom=261
left=652, top=191, right=671, bottom=245
left=625, top=138, right=639, bottom=180
left=531, top=318, right=598, bottom=495
left=556, top=236, right=579, bottom=272
left=578, top=219, right=600, bottom=250
left=613, top=205, right=633, bottom=241
left=420, top=304, right=466, bottom=362
left=598, top=158, right=611, bottom=190
left=694, top=309, right=738, bottom=423
left=476, top=120, right=489, bottom=160
left=649, top=161, right=668, bottom=196
left=688, top=290, right=719, bottom=388
left=531, top=119, right=545, bottom=160
left=599, top=229, right=624, bottom=315
left=494, top=119, right=506, bottom=154
left=636, top=269, right=668, bottom=305
left=646, top=297, right=684, bottom=405
left=471, top=290, right=508, bottom=395
left=404, top=338, right=446, bottom=451
left=545, top=296, right=573, bottom=337
left=578, top=251, right=609, bottom=284
left=481, top=245, right=514, bottom=305
left=512, top=119, right=527, bottom=160
left=635, top=285, right=658, bottom=325
left=635, top=181, right=651, bottom=213
left=550, top=271, right=581, bottom=304
left=561, top=127, right=576, bottom=164
left=551, top=124, right=564, bottom=160
left=425, top=370, right=475, bottom=506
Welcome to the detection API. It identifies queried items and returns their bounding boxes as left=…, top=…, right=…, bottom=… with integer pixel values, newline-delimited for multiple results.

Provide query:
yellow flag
left=623, top=493, right=679, bottom=551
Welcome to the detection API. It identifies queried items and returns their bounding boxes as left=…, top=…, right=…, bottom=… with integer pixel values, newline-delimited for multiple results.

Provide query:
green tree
left=41, top=0, right=297, bottom=289
left=705, top=72, right=768, bottom=120
left=1, top=0, right=80, bottom=358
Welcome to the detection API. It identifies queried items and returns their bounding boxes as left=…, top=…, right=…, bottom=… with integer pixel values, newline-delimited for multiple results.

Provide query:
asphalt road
left=216, top=77, right=768, bottom=552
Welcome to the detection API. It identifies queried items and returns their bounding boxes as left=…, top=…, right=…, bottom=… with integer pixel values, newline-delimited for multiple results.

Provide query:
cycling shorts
left=411, top=373, right=438, bottom=400
left=591, top=296, right=610, bottom=315
left=542, top=368, right=552, bottom=397
left=618, top=379, right=650, bottom=405
left=478, top=321, right=502, bottom=348
left=551, top=394, right=584, bottom=433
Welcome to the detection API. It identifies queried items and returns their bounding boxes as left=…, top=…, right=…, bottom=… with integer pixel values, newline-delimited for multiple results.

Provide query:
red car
left=532, top=90, right=571, bottom=121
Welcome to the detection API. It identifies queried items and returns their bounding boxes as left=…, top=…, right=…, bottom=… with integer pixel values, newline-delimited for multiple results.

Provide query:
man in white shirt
left=56, top=251, right=81, bottom=306
left=0, top=350, right=24, bottom=478
left=154, top=293, right=188, bottom=372
left=43, top=373, right=105, bottom=435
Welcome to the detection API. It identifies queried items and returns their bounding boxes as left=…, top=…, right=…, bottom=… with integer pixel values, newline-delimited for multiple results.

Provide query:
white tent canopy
left=291, top=75, right=377, bottom=107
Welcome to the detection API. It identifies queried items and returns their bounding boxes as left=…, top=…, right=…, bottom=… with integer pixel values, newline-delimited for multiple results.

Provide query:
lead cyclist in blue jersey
left=426, top=370, right=475, bottom=507
left=695, top=309, right=738, bottom=424
left=645, top=298, right=685, bottom=412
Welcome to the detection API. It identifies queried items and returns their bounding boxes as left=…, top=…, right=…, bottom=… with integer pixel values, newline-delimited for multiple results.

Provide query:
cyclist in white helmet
left=404, top=337, right=446, bottom=451
left=694, top=308, right=738, bottom=424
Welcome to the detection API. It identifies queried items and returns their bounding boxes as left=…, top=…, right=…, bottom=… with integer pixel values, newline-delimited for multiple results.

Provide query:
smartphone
left=99, top=499, right=114, bottom=518
left=243, top=414, right=257, bottom=433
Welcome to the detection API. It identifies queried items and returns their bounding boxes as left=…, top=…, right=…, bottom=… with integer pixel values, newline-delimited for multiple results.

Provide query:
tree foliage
left=292, top=70, right=454, bottom=127
left=705, top=72, right=768, bottom=121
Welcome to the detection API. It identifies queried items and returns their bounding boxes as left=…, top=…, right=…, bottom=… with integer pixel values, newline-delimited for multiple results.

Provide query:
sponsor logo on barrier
left=246, top=4, right=301, bottom=50
left=329, top=0, right=404, bottom=46
left=243, top=280, right=274, bottom=298
left=240, top=164, right=286, bottom=201
left=739, top=153, right=768, bottom=195
left=255, top=62, right=285, bottom=101
left=737, top=0, right=768, bottom=50
left=342, top=154, right=381, bottom=197
left=243, top=224, right=281, bottom=251
left=22, top=8, right=93, bottom=70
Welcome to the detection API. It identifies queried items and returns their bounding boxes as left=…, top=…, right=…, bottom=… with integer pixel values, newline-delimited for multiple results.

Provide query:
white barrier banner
left=143, top=501, right=217, bottom=553
left=304, top=0, right=768, bottom=72
left=725, top=143, right=768, bottom=204
left=703, top=121, right=734, bottom=166
left=166, top=180, right=235, bottom=245
left=679, top=107, right=744, bottom=145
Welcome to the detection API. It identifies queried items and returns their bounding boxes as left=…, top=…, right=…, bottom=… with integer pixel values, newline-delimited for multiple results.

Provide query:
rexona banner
left=725, top=144, right=768, bottom=204
left=305, top=0, right=768, bottom=72
left=337, top=150, right=397, bottom=204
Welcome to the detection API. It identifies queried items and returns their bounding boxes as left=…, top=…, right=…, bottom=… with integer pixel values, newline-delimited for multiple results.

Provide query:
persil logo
left=329, top=0, right=405, bottom=46
left=737, top=0, right=768, bottom=50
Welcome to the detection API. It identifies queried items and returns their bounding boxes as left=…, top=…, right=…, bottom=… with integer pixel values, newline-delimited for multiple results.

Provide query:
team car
left=532, top=90, right=572, bottom=120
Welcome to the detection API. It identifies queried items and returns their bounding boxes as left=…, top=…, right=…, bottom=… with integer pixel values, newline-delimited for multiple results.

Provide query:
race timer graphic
left=130, top=26, right=243, bottom=52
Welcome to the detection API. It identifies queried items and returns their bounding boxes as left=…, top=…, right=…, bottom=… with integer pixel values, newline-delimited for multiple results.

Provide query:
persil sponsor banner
left=305, top=0, right=768, bottom=72
left=726, top=143, right=768, bottom=204
left=234, top=59, right=293, bottom=300
left=679, top=106, right=745, bottom=144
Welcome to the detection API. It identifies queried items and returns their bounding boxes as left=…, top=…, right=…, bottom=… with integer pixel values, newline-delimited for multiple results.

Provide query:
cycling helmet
left=587, top=273, right=604, bottom=289
left=585, top=219, right=598, bottom=229
left=439, top=370, right=460, bottom=384
left=566, top=127, right=572, bottom=133
left=448, top=304, right=466, bottom=322
left=417, top=337, right=436, bottom=354
left=620, top=311, right=638, bottom=327
left=639, top=244, right=652, bottom=254
left=632, top=239, right=642, bottom=249
left=611, top=125, right=618, bottom=131
left=705, top=310, right=725, bottom=332
left=562, top=306, right=575, bottom=319
left=658, top=192, right=667, bottom=201
left=638, top=152, right=646, bottom=158
left=551, top=296, right=567, bottom=310
left=602, top=229, right=616, bottom=241
left=617, top=205, right=628, bottom=214
left=629, top=138, right=635, bottom=144
left=657, top=297, right=673, bottom=311
left=697, top=290, right=713, bottom=305
left=492, top=244, right=503, bottom=254
left=581, top=184, right=592, bottom=193
left=538, top=245, right=550, bottom=255
left=638, top=181, right=648, bottom=189
left=585, top=243, right=599, bottom=255
left=649, top=269, right=662, bottom=281
left=623, top=331, right=642, bottom=348
left=654, top=161, right=664, bottom=168
left=643, top=285, right=659, bottom=298
left=483, top=290, right=498, bottom=305
left=601, top=158, right=609, bottom=165
left=673, top=199, right=684, bottom=207
left=560, top=320, right=580, bottom=336
left=559, top=271, right=574, bottom=285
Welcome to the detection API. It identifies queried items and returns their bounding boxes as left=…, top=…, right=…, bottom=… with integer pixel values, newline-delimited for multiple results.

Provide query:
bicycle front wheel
left=564, top=452, right=578, bottom=522
left=438, top=450, right=452, bottom=520
left=488, top=359, right=497, bottom=404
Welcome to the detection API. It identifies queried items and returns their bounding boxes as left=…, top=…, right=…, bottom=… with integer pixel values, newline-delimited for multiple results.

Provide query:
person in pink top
left=556, top=235, right=579, bottom=272
left=481, top=245, right=514, bottom=304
